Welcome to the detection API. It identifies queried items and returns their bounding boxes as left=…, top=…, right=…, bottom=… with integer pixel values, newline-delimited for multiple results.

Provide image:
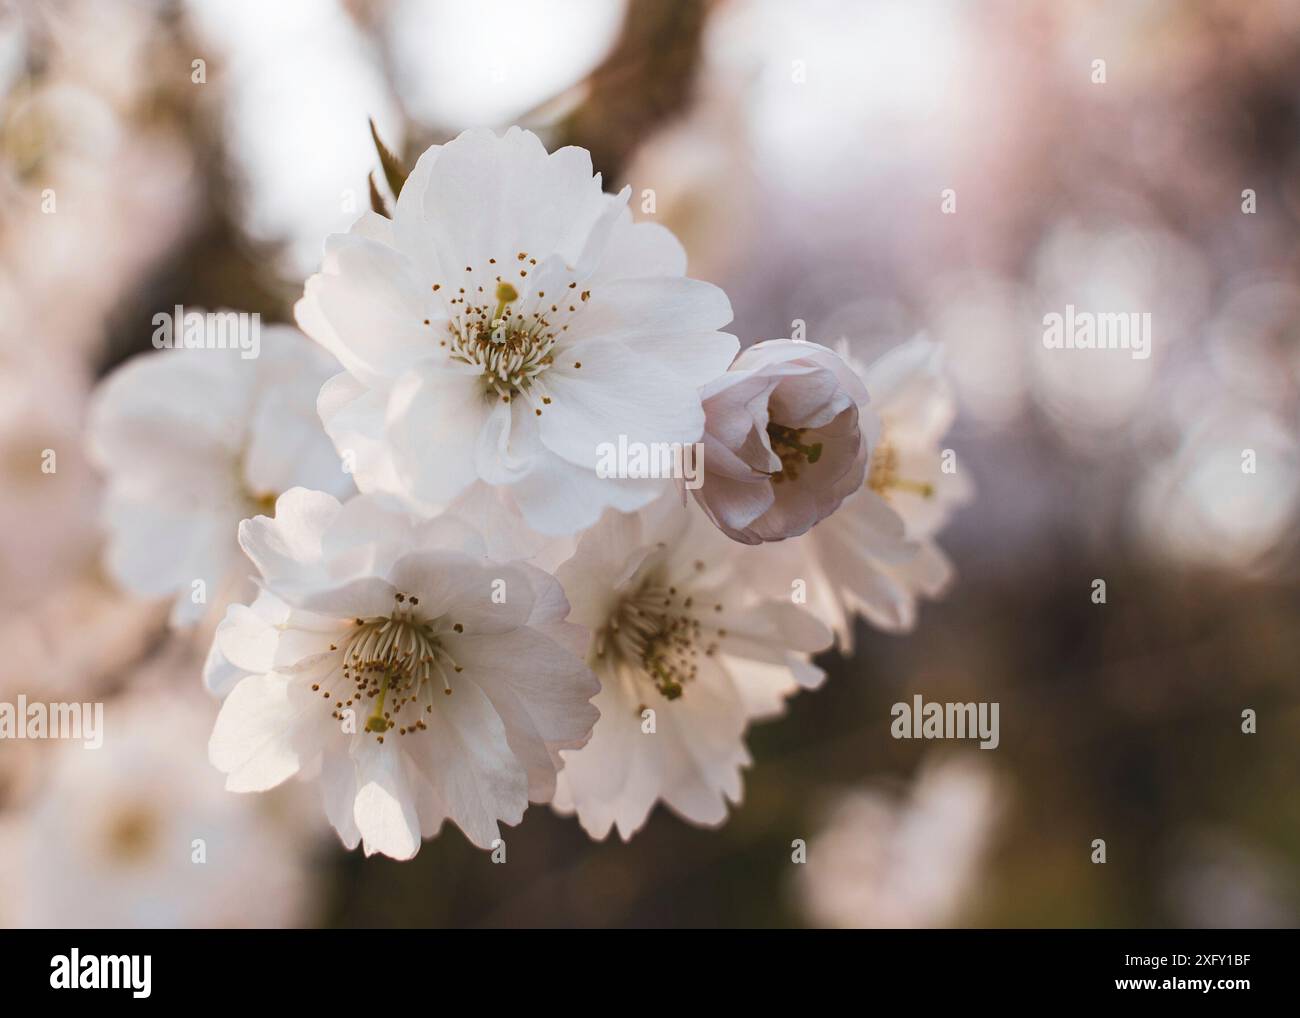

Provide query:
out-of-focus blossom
left=854, top=338, right=971, bottom=545
left=552, top=493, right=831, bottom=840
left=694, top=339, right=870, bottom=545
left=1134, top=399, right=1299, bottom=575
left=206, top=489, right=599, bottom=859
left=0, top=117, right=195, bottom=366
left=1, top=675, right=317, bottom=928
left=184, top=0, right=402, bottom=277
left=297, top=127, right=736, bottom=536
left=1206, top=279, right=1300, bottom=411
left=34, top=0, right=158, bottom=112
left=707, top=0, right=964, bottom=190
left=88, top=325, right=352, bottom=626
left=797, top=757, right=1004, bottom=928
left=923, top=274, right=1034, bottom=428
left=0, top=2, right=196, bottom=369
left=619, top=82, right=756, bottom=284
left=0, top=574, right=159, bottom=705
left=0, top=359, right=99, bottom=612
left=1165, top=831, right=1298, bottom=929
left=0, top=79, right=119, bottom=200
left=387, top=0, right=626, bottom=128
left=1028, top=222, right=1209, bottom=450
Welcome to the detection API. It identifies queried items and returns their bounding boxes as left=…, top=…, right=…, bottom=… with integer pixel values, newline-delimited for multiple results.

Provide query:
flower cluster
left=91, top=128, right=968, bottom=857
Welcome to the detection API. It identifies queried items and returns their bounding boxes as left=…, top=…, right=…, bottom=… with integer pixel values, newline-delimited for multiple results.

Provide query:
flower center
left=105, top=804, right=159, bottom=864
left=235, top=446, right=280, bottom=517
left=429, top=255, right=592, bottom=411
left=247, top=490, right=278, bottom=516
left=767, top=422, right=823, bottom=483
left=451, top=281, right=557, bottom=402
left=867, top=439, right=933, bottom=498
left=595, top=575, right=725, bottom=701
left=313, top=592, right=464, bottom=743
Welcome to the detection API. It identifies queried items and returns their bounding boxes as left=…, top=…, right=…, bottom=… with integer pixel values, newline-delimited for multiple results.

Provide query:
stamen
left=336, top=591, right=461, bottom=740
left=430, top=258, right=590, bottom=403
left=767, top=423, right=822, bottom=483
left=867, top=441, right=934, bottom=498
left=598, top=581, right=724, bottom=701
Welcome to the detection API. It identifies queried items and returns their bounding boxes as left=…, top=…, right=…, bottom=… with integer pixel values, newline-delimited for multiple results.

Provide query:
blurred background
left=2, top=0, right=1298, bottom=927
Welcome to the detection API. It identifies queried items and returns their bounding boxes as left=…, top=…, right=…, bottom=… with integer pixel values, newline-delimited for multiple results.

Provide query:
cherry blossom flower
left=88, top=324, right=352, bottom=625
left=796, top=757, right=1004, bottom=928
left=1135, top=397, right=1299, bottom=576
left=295, top=126, right=737, bottom=536
left=0, top=359, right=99, bottom=612
left=748, top=337, right=970, bottom=647
left=1, top=676, right=316, bottom=929
left=693, top=338, right=872, bottom=544
left=206, top=489, right=599, bottom=859
left=551, top=494, right=831, bottom=839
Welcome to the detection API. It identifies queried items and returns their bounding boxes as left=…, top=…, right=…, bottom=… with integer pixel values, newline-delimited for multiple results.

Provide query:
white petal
left=320, top=749, right=361, bottom=850
left=243, top=382, right=350, bottom=501
left=475, top=398, right=536, bottom=487
left=454, top=628, right=598, bottom=747
left=539, top=339, right=705, bottom=469
left=586, top=213, right=688, bottom=283
left=565, top=276, right=734, bottom=351
left=403, top=674, right=529, bottom=849
left=212, top=602, right=279, bottom=676
left=385, top=552, right=535, bottom=634
left=102, top=494, right=238, bottom=605
left=395, top=128, right=615, bottom=277
left=510, top=448, right=667, bottom=536
left=717, top=600, right=833, bottom=656
left=317, top=372, right=407, bottom=497
left=209, top=672, right=324, bottom=792
left=295, top=232, right=434, bottom=386
left=386, top=362, right=492, bottom=507
left=237, top=488, right=343, bottom=589
left=554, top=668, right=644, bottom=839
left=202, top=624, right=245, bottom=699
left=295, top=575, right=397, bottom=618
left=89, top=348, right=251, bottom=483
left=451, top=626, right=597, bottom=802
left=352, top=739, right=422, bottom=860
